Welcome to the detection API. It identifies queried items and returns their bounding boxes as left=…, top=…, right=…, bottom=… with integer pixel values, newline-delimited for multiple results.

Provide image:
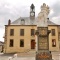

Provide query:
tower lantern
left=30, top=4, right=35, bottom=19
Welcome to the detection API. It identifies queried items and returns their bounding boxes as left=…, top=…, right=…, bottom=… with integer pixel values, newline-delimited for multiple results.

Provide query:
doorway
left=31, top=40, right=35, bottom=49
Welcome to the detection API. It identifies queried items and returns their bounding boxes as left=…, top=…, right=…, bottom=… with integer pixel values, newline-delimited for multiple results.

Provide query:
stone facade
left=4, top=25, right=37, bottom=53
left=48, top=25, right=59, bottom=51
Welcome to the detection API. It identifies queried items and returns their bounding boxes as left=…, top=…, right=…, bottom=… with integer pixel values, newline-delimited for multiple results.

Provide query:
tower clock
left=30, top=4, right=35, bottom=19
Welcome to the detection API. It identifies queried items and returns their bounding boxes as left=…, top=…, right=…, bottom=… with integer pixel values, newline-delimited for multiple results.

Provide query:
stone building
left=4, top=3, right=60, bottom=53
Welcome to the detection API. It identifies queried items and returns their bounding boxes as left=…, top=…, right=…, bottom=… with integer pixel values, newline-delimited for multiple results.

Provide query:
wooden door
left=31, top=40, right=35, bottom=49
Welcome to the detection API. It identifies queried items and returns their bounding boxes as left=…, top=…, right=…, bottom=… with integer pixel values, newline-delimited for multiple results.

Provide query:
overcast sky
left=0, top=0, right=60, bottom=42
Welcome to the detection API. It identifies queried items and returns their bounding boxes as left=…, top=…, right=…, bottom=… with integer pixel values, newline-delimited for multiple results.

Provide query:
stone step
left=17, top=53, right=36, bottom=57
left=17, top=50, right=36, bottom=57
left=28, top=50, right=36, bottom=53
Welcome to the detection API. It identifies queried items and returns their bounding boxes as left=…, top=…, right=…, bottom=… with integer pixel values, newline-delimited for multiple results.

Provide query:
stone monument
left=37, top=3, right=49, bottom=27
left=36, top=3, right=52, bottom=60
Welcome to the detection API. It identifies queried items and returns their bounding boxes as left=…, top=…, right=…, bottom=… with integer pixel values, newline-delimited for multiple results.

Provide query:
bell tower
left=30, top=4, right=35, bottom=19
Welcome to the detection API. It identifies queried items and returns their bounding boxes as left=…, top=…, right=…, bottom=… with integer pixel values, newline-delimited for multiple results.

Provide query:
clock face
left=31, top=12, right=34, bottom=16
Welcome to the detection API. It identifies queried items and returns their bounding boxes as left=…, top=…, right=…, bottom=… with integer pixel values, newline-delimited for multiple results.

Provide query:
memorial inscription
left=38, top=27, right=48, bottom=50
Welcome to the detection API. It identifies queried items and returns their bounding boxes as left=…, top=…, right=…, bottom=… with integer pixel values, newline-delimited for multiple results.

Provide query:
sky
left=0, top=0, right=60, bottom=42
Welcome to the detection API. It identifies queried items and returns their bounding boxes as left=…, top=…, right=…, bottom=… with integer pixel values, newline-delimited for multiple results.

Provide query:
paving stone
left=0, top=52, right=60, bottom=60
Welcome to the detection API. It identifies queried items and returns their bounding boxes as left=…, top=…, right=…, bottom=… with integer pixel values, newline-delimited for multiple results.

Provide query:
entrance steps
left=17, top=49, right=36, bottom=57
left=28, top=50, right=36, bottom=53
left=23, top=49, right=36, bottom=53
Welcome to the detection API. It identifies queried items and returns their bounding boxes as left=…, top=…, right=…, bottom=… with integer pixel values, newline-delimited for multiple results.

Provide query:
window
left=51, top=29, right=55, bottom=36
left=10, top=29, right=14, bottom=36
left=31, top=29, right=35, bottom=36
left=52, top=39, right=56, bottom=47
left=21, top=19, right=25, bottom=25
left=20, top=39, right=24, bottom=47
left=9, top=39, right=13, bottom=47
left=20, top=29, right=24, bottom=36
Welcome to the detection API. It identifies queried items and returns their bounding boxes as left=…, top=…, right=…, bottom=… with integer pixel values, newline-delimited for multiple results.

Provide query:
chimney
left=8, top=19, right=11, bottom=25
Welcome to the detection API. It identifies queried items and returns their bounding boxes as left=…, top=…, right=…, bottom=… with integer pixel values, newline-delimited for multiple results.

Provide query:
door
left=31, top=40, right=35, bottom=49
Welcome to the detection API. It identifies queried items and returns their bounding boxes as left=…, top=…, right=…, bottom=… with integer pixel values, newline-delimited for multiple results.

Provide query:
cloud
left=51, top=16, right=60, bottom=25
left=50, top=1, right=60, bottom=17
left=49, top=1, right=60, bottom=24
left=0, top=0, right=31, bottom=23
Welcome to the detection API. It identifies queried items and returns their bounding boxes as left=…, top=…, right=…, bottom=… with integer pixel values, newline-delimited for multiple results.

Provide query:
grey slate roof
left=11, top=17, right=57, bottom=25
left=12, top=17, right=31, bottom=25
left=47, top=20, right=57, bottom=25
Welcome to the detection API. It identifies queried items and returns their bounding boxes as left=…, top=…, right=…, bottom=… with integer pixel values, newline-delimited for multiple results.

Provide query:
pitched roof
left=11, top=17, right=57, bottom=25
left=47, top=20, right=57, bottom=25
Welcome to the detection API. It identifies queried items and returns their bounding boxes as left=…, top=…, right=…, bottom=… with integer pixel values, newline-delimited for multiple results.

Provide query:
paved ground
left=0, top=51, right=60, bottom=60
left=0, top=52, right=35, bottom=60
left=52, top=51, right=60, bottom=60
left=0, top=56, right=35, bottom=60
